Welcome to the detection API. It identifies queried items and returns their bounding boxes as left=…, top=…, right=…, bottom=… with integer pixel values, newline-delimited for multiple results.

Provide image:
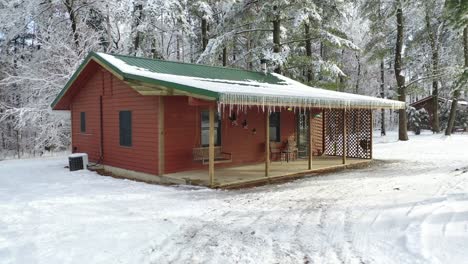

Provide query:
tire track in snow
left=146, top=157, right=466, bottom=263
left=146, top=192, right=279, bottom=263
left=324, top=161, right=413, bottom=264
left=292, top=179, right=366, bottom=264
left=342, top=207, right=366, bottom=264
left=401, top=162, right=467, bottom=263
left=400, top=168, right=461, bottom=263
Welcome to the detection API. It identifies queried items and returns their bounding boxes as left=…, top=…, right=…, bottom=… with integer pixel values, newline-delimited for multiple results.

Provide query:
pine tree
left=361, top=0, right=393, bottom=136
left=445, top=0, right=468, bottom=135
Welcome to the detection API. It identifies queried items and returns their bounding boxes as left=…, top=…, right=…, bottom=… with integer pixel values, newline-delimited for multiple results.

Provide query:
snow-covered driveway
left=1, top=133, right=467, bottom=264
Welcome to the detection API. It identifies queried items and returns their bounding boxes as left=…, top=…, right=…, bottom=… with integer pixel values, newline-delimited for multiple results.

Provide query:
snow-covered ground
left=1, top=132, right=467, bottom=264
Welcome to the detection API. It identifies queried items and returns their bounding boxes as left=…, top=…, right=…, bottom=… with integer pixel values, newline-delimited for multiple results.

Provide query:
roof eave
left=218, top=93, right=406, bottom=110
left=123, top=73, right=219, bottom=100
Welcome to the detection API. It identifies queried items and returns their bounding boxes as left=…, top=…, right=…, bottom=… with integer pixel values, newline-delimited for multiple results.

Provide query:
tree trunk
left=246, top=31, right=253, bottom=70
left=233, top=37, right=237, bottom=62
left=190, top=34, right=194, bottom=63
left=16, top=129, right=20, bottom=159
left=273, top=6, right=281, bottom=74
left=394, top=0, right=408, bottom=141
left=105, top=4, right=113, bottom=51
left=305, top=22, right=313, bottom=82
left=446, top=26, right=468, bottom=135
left=339, top=76, right=345, bottom=92
left=338, top=49, right=345, bottom=92
left=151, top=38, right=158, bottom=59
left=64, top=0, right=79, bottom=48
left=1, top=132, right=5, bottom=150
left=446, top=93, right=459, bottom=135
left=176, top=35, right=181, bottom=61
left=380, top=59, right=386, bottom=136
left=425, top=12, right=440, bottom=133
left=222, top=47, right=227, bottom=66
left=132, top=3, right=143, bottom=55
left=355, top=54, right=361, bottom=94
left=201, top=18, right=208, bottom=51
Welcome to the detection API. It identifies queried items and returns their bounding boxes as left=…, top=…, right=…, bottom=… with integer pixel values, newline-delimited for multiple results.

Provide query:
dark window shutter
left=80, top=112, right=86, bottom=133
left=119, top=111, right=132, bottom=147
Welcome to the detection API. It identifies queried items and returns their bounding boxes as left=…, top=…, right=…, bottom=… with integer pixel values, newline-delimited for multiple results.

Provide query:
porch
left=162, top=107, right=375, bottom=188
left=164, top=156, right=371, bottom=188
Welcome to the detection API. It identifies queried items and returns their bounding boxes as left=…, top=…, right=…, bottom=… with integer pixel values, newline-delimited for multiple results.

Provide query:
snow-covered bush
left=407, top=107, right=429, bottom=135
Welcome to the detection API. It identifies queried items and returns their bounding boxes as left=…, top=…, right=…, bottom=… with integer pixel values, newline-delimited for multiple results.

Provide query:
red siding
left=101, top=72, right=159, bottom=175
left=71, top=64, right=159, bottom=175
left=70, top=65, right=103, bottom=162
left=164, top=100, right=298, bottom=174
left=164, top=97, right=200, bottom=173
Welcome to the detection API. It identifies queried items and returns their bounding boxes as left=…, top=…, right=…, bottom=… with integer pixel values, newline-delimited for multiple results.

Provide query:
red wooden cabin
left=52, top=52, right=405, bottom=188
left=410, top=95, right=468, bottom=131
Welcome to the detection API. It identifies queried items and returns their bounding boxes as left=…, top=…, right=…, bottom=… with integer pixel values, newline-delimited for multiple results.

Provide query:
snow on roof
left=95, top=52, right=405, bottom=110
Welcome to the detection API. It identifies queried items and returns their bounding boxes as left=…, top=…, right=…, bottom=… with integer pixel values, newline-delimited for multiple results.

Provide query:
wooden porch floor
left=164, top=156, right=371, bottom=188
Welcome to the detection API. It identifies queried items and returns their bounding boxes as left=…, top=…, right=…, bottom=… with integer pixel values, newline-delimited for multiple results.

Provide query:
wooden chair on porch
left=269, top=141, right=284, bottom=162
left=283, top=136, right=298, bottom=162
left=359, top=139, right=371, bottom=156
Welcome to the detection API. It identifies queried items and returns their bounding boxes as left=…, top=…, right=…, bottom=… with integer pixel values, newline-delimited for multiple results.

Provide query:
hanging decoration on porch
left=252, top=128, right=257, bottom=135
left=229, top=112, right=238, bottom=126
left=242, top=119, right=248, bottom=129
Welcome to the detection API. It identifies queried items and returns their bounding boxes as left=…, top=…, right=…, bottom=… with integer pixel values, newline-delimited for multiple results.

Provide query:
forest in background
left=0, top=0, right=467, bottom=158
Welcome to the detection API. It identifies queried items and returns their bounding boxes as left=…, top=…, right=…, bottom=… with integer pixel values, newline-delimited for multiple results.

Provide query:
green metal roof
left=51, top=52, right=406, bottom=110
left=51, top=52, right=285, bottom=109
left=110, top=53, right=283, bottom=84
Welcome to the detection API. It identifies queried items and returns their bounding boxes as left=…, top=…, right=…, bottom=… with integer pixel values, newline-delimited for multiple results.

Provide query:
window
left=80, top=112, right=86, bottom=133
left=119, top=111, right=132, bottom=147
left=269, top=112, right=281, bottom=142
left=201, top=110, right=221, bottom=146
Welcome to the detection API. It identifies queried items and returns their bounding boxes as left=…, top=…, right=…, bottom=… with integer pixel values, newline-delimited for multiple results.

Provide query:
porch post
left=342, top=109, right=347, bottom=165
left=265, top=111, right=270, bottom=177
left=308, top=110, right=312, bottom=170
left=209, top=105, right=215, bottom=186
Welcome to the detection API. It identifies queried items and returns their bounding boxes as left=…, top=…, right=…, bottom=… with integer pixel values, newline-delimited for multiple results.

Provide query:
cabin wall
left=70, top=68, right=102, bottom=162
left=101, top=72, right=159, bottom=175
left=164, top=99, right=299, bottom=174
left=70, top=65, right=159, bottom=175
left=164, top=97, right=200, bottom=173
left=221, top=108, right=296, bottom=164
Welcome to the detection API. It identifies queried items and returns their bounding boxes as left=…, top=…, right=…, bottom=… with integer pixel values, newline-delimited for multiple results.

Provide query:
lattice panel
left=324, top=109, right=372, bottom=159
left=346, top=109, right=372, bottom=159
left=324, top=109, right=344, bottom=156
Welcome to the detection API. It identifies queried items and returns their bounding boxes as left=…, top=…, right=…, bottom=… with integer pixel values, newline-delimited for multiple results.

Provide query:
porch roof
left=52, top=52, right=405, bottom=110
